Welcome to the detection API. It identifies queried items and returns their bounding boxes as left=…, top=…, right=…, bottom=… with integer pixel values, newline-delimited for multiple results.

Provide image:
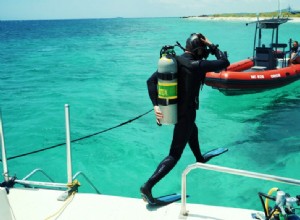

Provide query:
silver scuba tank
left=157, top=46, right=178, bottom=125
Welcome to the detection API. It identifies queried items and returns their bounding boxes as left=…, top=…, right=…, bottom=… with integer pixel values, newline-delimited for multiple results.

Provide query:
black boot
left=140, top=183, right=155, bottom=204
left=140, top=156, right=176, bottom=204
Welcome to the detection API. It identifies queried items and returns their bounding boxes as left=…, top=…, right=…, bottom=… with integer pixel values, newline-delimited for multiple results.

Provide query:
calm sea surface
left=1, top=17, right=300, bottom=211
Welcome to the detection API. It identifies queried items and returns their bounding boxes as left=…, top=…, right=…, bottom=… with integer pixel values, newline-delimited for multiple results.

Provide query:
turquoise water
left=1, top=17, right=300, bottom=211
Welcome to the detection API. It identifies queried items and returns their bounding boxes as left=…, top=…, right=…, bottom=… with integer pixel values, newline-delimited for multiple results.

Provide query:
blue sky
left=1, top=0, right=300, bottom=20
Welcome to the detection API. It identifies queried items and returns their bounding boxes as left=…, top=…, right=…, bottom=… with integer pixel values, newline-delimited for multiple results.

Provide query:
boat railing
left=11, top=169, right=101, bottom=194
left=14, top=168, right=66, bottom=189
left=22, top=168, right=55, bottom=182
left=14, top=178, right=67, bottom=189
left=0, top=105, right=101, bottom=196
left=180, top=163, right=300, bottom=217
left=73, top=171, right=101, bottom=194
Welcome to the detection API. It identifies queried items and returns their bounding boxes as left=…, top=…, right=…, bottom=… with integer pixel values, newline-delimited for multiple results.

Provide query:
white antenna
left=278, top=0, right=282, bottom=16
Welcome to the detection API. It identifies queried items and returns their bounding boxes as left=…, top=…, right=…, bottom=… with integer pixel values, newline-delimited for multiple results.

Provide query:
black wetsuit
left=143, top=48, right=230, bottom=198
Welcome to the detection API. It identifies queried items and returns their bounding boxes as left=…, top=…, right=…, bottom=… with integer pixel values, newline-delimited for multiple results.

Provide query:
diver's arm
left=199, top=58, right=229, bottom=73
left=146, top=71, right=159, bottom=106
left=212, top=47, right=228, bottom=60
left=201, top=37, right=229, bottom=64
left=199, top=48, right=230, bottom=73
left=146, top=71, right=163, bottom=125
left=200, top=41, right=230, bottom=72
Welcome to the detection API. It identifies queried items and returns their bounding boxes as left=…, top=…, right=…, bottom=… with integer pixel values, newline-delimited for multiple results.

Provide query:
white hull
left=1, top=187, right=259, bottom=220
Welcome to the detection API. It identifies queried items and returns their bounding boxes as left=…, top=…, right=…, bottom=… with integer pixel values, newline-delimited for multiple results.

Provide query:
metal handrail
left=14, top=168, right=68, bottom=189
left=180, top=163, right=300, bottom=216
left=22, top=168, right=55, bottom=182
left=13, top=169, right=101, bottom=194
left=14, top=179, right=67, bottom=189
left=1, top=105, right=101, bottom=195
left=73, top=171, right=101, bottom=194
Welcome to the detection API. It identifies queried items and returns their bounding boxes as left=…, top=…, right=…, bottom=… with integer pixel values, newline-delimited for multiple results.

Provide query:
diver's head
left=185, top=33, right=209, bottom=59
left=293, top=41, right=299, bottom=49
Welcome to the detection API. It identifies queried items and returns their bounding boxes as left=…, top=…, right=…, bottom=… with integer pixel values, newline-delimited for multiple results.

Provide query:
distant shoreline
left=183, top=16, right=300, bottom=23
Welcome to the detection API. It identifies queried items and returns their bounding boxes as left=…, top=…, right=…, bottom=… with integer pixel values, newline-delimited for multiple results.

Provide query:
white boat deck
left=1, top=109, right=299, bottom=220
left=1, top=187, right=260, bottom=220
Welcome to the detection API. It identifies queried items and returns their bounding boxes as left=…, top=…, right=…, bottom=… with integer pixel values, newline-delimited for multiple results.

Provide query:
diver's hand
left=200, top=37, right=213, bottom=47
left=201, top=37, right=219, bottom=55
left=154, top=105, right=163, bottom=126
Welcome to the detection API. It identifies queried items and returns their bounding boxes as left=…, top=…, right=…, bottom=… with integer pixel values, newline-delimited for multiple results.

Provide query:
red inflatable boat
left=205, top=17, right=300, bottom=95
left=205, top=59, right=300, bottom=95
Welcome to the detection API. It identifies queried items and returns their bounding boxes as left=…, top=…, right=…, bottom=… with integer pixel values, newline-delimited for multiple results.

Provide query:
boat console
left=255, top=46, right=277, bottom=70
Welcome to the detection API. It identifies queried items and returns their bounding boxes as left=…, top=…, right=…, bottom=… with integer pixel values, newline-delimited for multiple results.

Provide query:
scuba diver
left=140, top=33, right=230, bottom=204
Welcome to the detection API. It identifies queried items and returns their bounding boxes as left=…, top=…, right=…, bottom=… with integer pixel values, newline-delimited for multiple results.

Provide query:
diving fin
left=203, top=147, right=228, bottom=162
left=155, top=193, right=182, bottom=205
left=142, top=193, right=188, bottom=206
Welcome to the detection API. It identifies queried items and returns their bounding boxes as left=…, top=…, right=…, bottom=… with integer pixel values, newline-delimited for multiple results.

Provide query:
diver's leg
left=140, top=155, right=176, bottom=203
left=141, top=114, right=192, bottom=203
left=188, top=123, right=205, bottom=162
left=169, top=109, right=196, bottom=160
